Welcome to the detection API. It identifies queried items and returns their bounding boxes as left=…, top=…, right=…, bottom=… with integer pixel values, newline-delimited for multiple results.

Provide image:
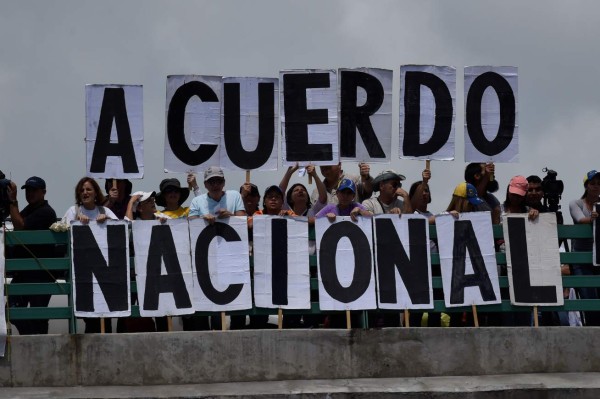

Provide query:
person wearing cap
left=446, top=182, right=489, bottom=216
left=279, top=163, right=327, bottom=217
left=186, top=166, right=245, bottom=330
left=6, top=176, right=58, bottom=334
left=465, top=163, right=501, bottom=224
left=502, top=176, right=539, bottom=221
left=155, top=178, right=193, bottom=219
left=362, top=170, right=411, bottom=216
left=247, top=185, right=295, bottom=227
left=498, top=176, right=540, bottom=327
left=310, top=162, right=374, bottom=216
left=188, top=166, right=246, bottom=223
left=315, top=178, right=372, bottom=222
left=126, top=191, right=159, bottom=221
left=569, top=170, right=600, bottom=326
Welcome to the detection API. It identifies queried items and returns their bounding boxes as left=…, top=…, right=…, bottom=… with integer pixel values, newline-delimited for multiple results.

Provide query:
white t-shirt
left=63, top=205, right=118, bottom=224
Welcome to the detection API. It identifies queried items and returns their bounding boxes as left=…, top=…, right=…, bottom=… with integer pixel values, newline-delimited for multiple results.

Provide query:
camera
left=541, top=167, right=564, bottom=224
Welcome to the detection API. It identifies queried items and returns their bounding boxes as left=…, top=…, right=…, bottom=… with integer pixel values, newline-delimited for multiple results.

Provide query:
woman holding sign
left=63, top=177, right=118, bottom=224
left=62, top=177, right=118, bottom=333
left=569, top=170, right=600, bottom=326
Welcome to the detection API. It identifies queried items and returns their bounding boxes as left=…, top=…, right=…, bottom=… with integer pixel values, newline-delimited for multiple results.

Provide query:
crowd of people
left=3, top=162, right=598, bottom=333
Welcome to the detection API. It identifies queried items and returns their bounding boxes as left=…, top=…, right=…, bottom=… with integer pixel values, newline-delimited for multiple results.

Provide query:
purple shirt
left=316, top=202, right=365, bottom=218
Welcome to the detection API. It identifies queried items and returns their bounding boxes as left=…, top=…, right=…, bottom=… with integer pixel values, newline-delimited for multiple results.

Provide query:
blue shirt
left=188, top=190, right=245, bottom=217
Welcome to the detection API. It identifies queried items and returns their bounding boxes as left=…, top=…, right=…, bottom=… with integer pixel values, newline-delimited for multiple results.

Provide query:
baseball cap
left=21, top=176, right=46, bottom=190
left=337, top=178, right=356, bottom=193
left=264, top=185, right=283, bottom=197
left=131, top=191, right=156, bottom=212
left=508, top=175, right=528, bottom=197
left=584, top=170, right=600, bottom=186
left=204, top=166, right=225, bottom=182
left=453, top=182, right=483, bottom=205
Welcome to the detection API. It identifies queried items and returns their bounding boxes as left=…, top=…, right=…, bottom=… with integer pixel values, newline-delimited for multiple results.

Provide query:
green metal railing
left=4, top=224, right=600, bottom=333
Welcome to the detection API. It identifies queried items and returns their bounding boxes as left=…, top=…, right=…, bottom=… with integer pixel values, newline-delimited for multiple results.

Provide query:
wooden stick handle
left=221, top=312, right=227, bottom=331
left=100, top=318, right=106, bottom=334
left=278, top=308, right=283, bottom=330
left=167, top=316, right=173, bottom=332
left=404, top=309, right=410, bottom=327
left=533, top=306, right=539, bottom=327
left=472, top=304, right=479, bottom=327
left=346, top=310, right=351, bottom=330
left=111, top=180, right=117, bottom=190
left=425, top=160, right=431, bottom=170
left=245, top=170, right=250, bottom=183
left=308, top=175, right=313, bottom=185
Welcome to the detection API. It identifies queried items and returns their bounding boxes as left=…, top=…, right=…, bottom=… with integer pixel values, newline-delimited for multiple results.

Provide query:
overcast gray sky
left=1, top=0, right=598, bottom=219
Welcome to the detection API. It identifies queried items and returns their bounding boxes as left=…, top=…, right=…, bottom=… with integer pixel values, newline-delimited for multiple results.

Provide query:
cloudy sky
left=1, top=0, right=598, bottom=218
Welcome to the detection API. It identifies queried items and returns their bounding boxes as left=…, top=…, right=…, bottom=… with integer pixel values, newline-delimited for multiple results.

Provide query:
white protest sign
left=71, top=220, right=131, bottom=317
left=133, top=219, right=195, bottom=317
left=399, top=65, right=455, bottom=161
left=316, top=216, right=377, bottom=310
left=339, top=68, right=393, bottom=163
left=280, top=69, right=339, bottom=166
left=189, top=217, right=252, bottom=311
left=374, top=214, right=433, bottom=310
left=504, top=213, right=564, bottom=306
left=164, top=75, right=222, bottom=172
left=85, top=84, right=144, bottom=178
left=253, top=215, right=311, bottom=309
left=219, top=77, right=279, bottom=171
left=436, top=212, right=501, bottom=308
left=464, top=66, right=518, bottom=163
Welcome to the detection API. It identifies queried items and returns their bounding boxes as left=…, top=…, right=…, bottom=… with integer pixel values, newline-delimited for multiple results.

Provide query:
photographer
left=6, top=176, right=58, bottom=335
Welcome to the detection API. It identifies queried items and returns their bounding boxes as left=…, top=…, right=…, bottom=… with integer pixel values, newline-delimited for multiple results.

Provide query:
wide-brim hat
left=372, top=170, right=406, bottom=192
left=156, top=178, right=190, bottom=207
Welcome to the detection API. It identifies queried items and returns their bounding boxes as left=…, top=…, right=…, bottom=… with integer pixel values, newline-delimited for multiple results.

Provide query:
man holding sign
left=311, top=162, right=374, bottom=215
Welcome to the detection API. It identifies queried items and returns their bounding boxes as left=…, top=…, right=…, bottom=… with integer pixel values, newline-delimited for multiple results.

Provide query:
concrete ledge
left=1, top=373, right=600, bottom=398
left=1, top=328, right=600, bottom=387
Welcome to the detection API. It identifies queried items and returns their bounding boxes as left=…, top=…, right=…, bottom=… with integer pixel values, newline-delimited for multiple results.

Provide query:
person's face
left=79, top=181, right=96, bottom=207
left=204, top=177, right=225, bottom=193
left=115, top=180, right=127, bottom=201
left=380, top=179, right=400, bottom=197
left=244, top=193, right=260, bottom=213
left=25, top=187, right=45, bottom=205
left=526, top=182, right=543, bottom=204
left=421, top=185, right=431, bottom=203
left=138, top=197, right=157, bottom=219
left=163, top=187, right=181, bottom=206
left=508, top=193, right=525, bottom=206
left=319, top=163, right=341, bottom=180
left=264, top=191, right=283, bottom=214
left=336, top=188, right=354, bottom=207
left=587, top=176, right=600, bottom=198
left=290, top=185, right=308, bottom=206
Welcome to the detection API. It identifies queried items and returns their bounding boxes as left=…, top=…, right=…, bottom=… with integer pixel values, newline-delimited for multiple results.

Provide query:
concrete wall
left=1, top=328, right=600, bottom=387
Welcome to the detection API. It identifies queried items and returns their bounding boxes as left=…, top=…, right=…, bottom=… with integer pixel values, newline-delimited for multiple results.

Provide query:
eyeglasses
left=387, top=180, right=401, bottom=189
